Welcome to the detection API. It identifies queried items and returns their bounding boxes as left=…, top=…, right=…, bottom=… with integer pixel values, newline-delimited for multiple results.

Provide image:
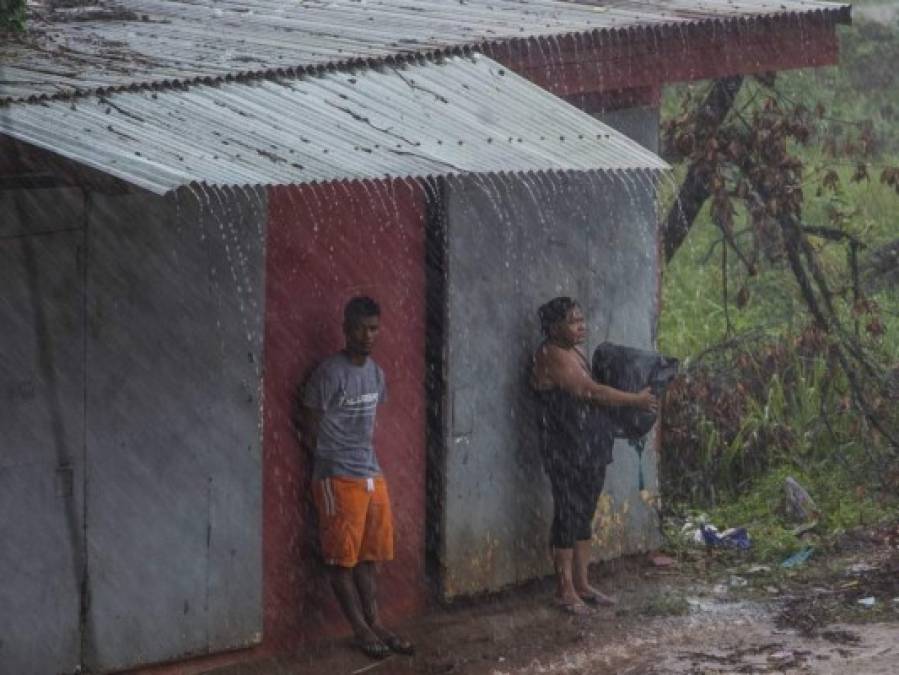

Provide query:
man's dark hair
left=344, top=295, right=381, bottom=327
left=538, top=296, right=578, bottom=337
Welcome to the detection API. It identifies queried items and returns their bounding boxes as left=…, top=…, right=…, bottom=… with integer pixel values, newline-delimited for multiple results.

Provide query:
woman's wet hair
left=344, top=295, right=380, bottom=327
left=538, top=296, right=579, bottom=337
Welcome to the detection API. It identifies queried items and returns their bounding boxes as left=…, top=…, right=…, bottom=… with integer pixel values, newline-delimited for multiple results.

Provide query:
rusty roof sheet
left=2, top=0, right=851, bottom=103
left=0, top=53, right=668, bottom=194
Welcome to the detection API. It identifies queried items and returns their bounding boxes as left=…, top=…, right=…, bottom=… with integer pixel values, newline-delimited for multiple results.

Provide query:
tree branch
left=662, top=76, right=745, bottom=262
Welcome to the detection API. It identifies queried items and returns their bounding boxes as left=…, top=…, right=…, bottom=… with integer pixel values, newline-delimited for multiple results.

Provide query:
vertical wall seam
left=78, top=188, right=91, bottom=672
left=423, top=176, right=448, bottom=600
left=205, top=475, right=214, bottom=651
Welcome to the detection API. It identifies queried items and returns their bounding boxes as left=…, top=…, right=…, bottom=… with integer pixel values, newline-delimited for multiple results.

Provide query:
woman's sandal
left=355, top=638, right=390, bottom=660
left=554, top=599, right=594, bottom=616
left=579, top=590, right=617, bottom=607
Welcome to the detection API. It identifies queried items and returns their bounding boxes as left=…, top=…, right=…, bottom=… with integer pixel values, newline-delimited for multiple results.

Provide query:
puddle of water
left=502, top=596, right=899, bottom=674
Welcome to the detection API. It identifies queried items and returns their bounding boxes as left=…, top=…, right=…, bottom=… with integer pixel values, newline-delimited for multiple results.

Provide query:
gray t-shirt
left=303, top=352, right=386, bottom=480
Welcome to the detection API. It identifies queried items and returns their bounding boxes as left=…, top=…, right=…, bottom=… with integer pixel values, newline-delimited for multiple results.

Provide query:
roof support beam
left=562, top=86, right=661, bottom=115
left=492, top=15, right=841, bottom=99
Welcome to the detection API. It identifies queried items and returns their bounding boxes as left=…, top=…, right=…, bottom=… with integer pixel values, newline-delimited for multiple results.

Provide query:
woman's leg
left=572, top=465, right=616, bottom=605
left=552, top=547, right=580, bottom=604
left=573, top=540, right=615, bottom=605
left=548, top=460, right=588, bottom=608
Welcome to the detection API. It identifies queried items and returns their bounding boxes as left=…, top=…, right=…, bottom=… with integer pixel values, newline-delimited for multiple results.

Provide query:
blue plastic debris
left=781, top=546, right=814, bottom=569
left=700, top=524, right=752, bottom=550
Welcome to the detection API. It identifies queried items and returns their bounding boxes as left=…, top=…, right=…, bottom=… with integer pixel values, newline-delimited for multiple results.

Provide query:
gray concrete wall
left=0, top=188, right=86, bottom=675
left=440, top=168, right=662, bottom=598
left=0, top=186, right=266, bottom=673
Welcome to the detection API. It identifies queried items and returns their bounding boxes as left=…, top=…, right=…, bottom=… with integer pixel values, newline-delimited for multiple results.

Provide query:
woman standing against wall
left=531, top=297, right=657, bottom=614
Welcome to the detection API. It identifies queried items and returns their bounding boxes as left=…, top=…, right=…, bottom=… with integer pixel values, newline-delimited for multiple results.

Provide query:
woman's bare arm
left=536, top=345, right=658, bottom=411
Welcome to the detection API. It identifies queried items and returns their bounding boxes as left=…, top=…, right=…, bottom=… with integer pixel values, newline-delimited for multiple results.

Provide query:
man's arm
left=297, top=406, right=323, bottom=453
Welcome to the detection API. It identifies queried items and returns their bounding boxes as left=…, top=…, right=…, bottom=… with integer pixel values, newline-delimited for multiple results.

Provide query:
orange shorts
left=312, top=476, right=395, bottom=567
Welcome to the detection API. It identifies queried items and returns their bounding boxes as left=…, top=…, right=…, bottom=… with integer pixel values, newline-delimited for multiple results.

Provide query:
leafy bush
left=659, top=328, right=895, bottom=507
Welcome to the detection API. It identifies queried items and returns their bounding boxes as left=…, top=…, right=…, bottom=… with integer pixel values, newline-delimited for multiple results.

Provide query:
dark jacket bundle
left=592, top=342, right=679, bottom=440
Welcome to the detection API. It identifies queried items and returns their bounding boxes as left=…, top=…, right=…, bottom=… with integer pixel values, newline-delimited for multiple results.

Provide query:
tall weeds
left=660, top=327, right=897, bottom=509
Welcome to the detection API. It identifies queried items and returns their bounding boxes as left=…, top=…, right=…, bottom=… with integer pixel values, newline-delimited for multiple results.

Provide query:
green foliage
left=660, top=338, right=890, bottom=505
left=1, top=0, right=26, bottom=32
left=659, top=20, right=899, bottom=365
left=658, top=16, right=899, bottom=527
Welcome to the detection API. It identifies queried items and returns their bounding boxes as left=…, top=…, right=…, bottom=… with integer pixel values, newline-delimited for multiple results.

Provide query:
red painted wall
left=262, top=179, right=429, bottom=650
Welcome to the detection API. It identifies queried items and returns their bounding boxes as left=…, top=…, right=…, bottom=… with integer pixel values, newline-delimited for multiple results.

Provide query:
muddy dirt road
left=207, top=531, right=899, bottom=675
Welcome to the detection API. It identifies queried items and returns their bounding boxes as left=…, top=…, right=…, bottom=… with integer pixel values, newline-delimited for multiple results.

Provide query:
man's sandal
left=355, top=638, right=390, bottom=660
left=382, top=634, right=415, bottom=655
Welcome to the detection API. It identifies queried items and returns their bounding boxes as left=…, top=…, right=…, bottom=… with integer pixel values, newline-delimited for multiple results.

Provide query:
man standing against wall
left=298, top=296, right=414, bottom=660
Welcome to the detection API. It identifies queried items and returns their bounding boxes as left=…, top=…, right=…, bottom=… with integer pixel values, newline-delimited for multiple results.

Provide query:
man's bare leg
left=355, top=562, right=414, bottom=653
left=553, top=547, right=588, bottom=610
left=329, top=566, right=386, bottom=654
left=354, top=562, right=383, bottom=632
left=573, top=540, right=616, bottom=605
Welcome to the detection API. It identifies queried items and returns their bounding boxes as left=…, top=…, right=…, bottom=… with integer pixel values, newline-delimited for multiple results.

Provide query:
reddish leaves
left=880, top=166, right=899, bottom=195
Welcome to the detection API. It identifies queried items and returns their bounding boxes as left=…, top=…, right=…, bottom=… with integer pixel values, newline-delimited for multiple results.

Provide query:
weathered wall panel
left=83, top=188, right=265, bottom=672
left=263, top=181, right=428, bottom=648
left=0, top=215, right=85, bottom=674
left=441, top=169, right=661, bottom=597
left=595, top=106, right=660, bottom=154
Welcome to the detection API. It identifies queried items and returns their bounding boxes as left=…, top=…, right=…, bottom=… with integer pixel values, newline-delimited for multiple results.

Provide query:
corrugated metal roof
left=0, top=54, right=667, bottom=194
left=3, top=0, right=850, bottom=102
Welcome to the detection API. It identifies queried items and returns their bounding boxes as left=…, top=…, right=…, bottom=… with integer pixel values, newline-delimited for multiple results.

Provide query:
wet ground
left=205, top=524, right=899, bottom=675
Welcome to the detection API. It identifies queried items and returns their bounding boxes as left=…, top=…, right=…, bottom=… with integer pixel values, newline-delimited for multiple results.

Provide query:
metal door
left=82, top=190, right=264, bottom=672
left=0, top=186, right=265, bottom=673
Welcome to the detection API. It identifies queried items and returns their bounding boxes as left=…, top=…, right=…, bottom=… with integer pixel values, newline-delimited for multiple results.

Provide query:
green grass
left=706, top=466, right=899, bottom=563
left=658, top=148, right=899, bottom=363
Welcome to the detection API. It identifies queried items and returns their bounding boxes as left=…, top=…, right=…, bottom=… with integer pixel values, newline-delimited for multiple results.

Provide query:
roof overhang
left=0, top=54, right=667, bottom=195
left=4, top=0, right=850, bottom=105
left=496, top=8, right=849, bottom=102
